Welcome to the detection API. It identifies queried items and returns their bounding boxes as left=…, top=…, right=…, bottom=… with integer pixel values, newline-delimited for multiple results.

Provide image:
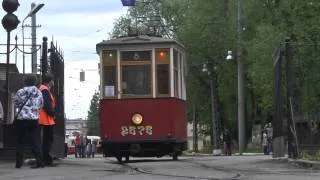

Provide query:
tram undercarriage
left=102, top=140, right=187, bottom=162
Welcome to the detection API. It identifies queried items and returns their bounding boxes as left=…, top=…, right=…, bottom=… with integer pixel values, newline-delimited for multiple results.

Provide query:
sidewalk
left=289, top=158, right=320, bottom=169
left=184, top=152, right=320, bottom=169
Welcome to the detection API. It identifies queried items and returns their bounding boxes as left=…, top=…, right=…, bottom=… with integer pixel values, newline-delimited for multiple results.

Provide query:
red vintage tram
left=96, top=35, right=187, bottom=162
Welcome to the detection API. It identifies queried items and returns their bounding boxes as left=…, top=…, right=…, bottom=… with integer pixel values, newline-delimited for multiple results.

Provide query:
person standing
left=75, top=135, right=81, bottom=158
left=39, top=73, right=57, bottom=166
left=264, top=122, right=273, bottom=154
left=14, top=74, right=44, bottom=168
left=91, top=140, right=97, bottom=158
left=223, top=129, right=232, bottom=156
left=262, top=132, right=268, bottom=155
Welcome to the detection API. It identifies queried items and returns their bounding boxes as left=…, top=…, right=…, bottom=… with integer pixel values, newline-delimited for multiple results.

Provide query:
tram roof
left=96, top=35, right=185, bottom=51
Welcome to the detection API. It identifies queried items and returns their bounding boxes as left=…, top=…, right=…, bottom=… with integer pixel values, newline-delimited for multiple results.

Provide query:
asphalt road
left=0, top=155, right=319, bottom=180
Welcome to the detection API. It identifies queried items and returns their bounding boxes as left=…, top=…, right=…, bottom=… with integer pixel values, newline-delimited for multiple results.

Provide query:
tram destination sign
left=121, top=51, right=151, bottom=61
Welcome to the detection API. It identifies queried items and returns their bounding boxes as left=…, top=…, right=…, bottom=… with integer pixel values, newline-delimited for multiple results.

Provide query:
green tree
left=87, top=91, right=100, bottom=136
left=109, top=0, right=320, bottom=148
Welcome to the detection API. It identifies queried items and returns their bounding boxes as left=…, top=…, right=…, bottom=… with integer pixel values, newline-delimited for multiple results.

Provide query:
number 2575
left=121, top=125, right=153, bottom=136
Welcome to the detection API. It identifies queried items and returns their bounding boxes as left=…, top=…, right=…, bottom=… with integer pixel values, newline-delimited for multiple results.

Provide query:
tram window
left=103, top=66, right=116, bottom=97
left=103, top=50, right=116, bottom=65
left=157, top=64, right=169, bottom=95
left=122, top=65, right=151, bottom=96
left=174, top=69, right=179, bottom=97
left=121, top=51, right=151, bottom=61
left=173, top=49, right=179, bottom=97
left=155, top=49, right=169, bottom=62
left=173, top=50, right=178, bottom=68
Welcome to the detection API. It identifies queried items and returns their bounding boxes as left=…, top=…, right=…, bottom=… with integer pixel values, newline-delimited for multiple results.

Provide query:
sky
left=0, top=0, right=128, bottom=119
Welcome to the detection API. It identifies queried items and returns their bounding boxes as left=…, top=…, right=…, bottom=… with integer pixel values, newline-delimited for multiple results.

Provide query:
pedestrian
left=14, top=74, right=44, bottom=168
left=80, top=135, right=86, bottom=158
left=223, top=129, right=232, bottom=156
left=262, top=132, right=268, bottom=155
left=86, top=139, right=92, bottom=158
left=264, top=122, right=273, bottom=154
left=91, top=140, right=97, bottom=158
left=39, top=73, right=57, bottom=167
left=75, top=135, right=81, bottom=158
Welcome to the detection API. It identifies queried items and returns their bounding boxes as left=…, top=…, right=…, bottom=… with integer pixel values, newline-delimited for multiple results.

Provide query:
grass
left=244, top=147, right=264, bottom=154
left=301, top=151, right=320, bottom=161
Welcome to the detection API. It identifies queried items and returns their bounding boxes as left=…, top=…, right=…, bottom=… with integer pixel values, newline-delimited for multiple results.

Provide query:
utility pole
left=237, top=0, right=245, bottom=154
left=273, top=46, right=285, bottom=158
left=31, top=2, right=37, bottom=74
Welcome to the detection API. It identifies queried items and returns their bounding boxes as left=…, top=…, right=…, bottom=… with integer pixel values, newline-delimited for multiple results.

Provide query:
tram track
left=60, top=156, right=319, bottom=179
left=116, top=156, right=319, bottom=179
left=115, top=158, right=242, bottom=180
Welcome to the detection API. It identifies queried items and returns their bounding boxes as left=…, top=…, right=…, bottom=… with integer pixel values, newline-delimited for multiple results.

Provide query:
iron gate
left=41, top=37, right=65, bottom=158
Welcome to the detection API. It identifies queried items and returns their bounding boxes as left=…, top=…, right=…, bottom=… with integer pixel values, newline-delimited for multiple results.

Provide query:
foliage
left=109, top=0, right=320, bottom=147
left=87, top=91, right=100, bottom=136
left=301, top=151, right=320, bottom=161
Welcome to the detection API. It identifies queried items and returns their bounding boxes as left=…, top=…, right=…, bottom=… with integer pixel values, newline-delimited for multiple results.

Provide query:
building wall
left=65, top=118, right=87, bottom=136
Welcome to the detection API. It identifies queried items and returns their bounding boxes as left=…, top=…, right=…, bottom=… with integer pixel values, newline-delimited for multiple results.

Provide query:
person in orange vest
left=39, top=73, right=57, bottom=166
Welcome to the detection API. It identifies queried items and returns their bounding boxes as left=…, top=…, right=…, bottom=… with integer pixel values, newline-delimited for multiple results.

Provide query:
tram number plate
left=121, top=125, right=153, bottom=136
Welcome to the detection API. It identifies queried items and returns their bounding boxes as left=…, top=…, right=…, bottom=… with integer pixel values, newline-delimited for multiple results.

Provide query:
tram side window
left=103, top=66, right=116, bottom=97
left=157, top=64, right=169, bottom=95
left=155, top=48, right=170, bottom=96
left=122, top=65, right=151, bottom=96
left=173, top=50, right=179, bottom=97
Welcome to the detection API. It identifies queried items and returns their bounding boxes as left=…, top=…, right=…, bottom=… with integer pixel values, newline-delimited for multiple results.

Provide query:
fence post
left=285, top=37, right=299, bottom=159
left=41, top=37, right=48, bottom=80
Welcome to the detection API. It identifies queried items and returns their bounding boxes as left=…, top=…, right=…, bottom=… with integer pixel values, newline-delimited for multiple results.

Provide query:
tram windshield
left=122, top=65, right=151, bottom=95
left=121, top=50, right=152, bottom=96
left=100, top=47, right=186, bottom=100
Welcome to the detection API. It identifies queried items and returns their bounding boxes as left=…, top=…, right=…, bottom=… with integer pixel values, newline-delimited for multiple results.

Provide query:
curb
left=183, top=152, right=266, bottom=156
left=288, top=158, right=320, bottom=169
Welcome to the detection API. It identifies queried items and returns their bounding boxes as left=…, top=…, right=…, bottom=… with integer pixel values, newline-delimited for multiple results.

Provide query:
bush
left=301, top=150, right=320, bottom=161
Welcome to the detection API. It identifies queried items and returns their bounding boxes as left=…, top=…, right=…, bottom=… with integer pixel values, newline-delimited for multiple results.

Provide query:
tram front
left=96, top=35, right=187, bottom=162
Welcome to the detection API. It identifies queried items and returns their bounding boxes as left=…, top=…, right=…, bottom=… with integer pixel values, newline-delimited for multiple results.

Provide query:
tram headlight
left=132, top=113, right=143, bottom=125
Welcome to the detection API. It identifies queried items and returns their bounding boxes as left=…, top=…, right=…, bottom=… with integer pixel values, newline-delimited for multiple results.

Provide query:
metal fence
left=274, top=38, right=320, bottom=157
left=41, top=37, right=65, bottom=158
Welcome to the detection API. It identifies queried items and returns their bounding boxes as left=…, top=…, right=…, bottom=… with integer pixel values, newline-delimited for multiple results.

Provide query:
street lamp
left=2, top=0, right=20, bottom=125
left=226, top=50, right=233, bottom=60
left=202, top=63, right=220, bottom=155
left=226, top=48, right=245, bottom=155
left=22, top=3, right=44, bottom=74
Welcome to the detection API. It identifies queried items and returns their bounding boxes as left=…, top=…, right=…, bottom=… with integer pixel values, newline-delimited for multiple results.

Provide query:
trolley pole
left=237, top=0, right=245, bottom=155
